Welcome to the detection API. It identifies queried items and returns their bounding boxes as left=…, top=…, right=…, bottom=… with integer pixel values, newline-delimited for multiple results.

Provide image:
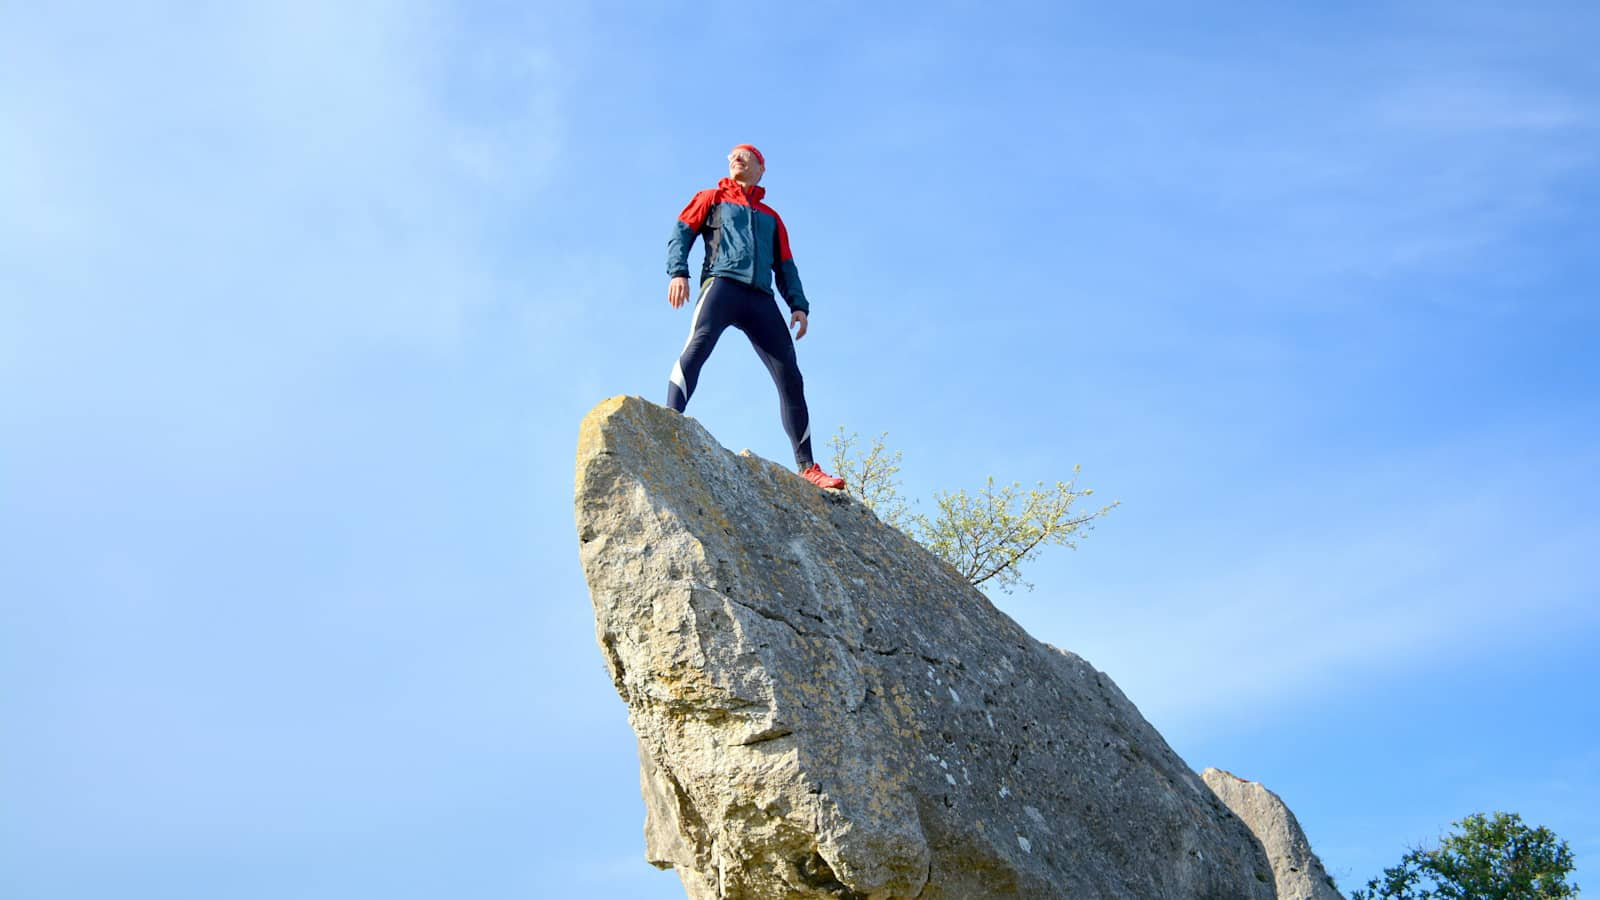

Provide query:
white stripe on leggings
left=668, top=280, right=714, bottom=395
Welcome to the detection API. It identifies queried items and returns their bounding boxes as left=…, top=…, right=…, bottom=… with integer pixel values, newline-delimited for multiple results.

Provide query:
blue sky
left=3, top=2, right=1596, bottom=897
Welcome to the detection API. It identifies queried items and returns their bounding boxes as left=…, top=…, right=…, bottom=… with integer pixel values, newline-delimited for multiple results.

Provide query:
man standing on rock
left=664, top=143, right=846, bottom=491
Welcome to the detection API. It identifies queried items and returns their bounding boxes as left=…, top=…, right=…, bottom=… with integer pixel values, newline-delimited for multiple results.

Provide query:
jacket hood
left=718, top=177, right=765, bottom=202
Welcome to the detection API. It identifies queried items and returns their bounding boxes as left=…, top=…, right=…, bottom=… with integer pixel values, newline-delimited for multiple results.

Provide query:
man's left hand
left=790, top=310, right=808, bottom=340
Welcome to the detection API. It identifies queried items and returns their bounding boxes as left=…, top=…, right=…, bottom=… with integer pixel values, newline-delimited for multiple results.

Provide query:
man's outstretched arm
left=772, top=214, right=810, bottom=336
left=667, top=190, right=713, bottom=307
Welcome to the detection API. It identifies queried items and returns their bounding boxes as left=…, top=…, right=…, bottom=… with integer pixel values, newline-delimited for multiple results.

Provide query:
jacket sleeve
left=667, top=190, right=714, bottom=279
left=772, top=214, right=810, bottom=314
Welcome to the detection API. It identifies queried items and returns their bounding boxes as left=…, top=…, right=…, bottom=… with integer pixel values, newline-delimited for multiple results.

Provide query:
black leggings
left=666, top=277, right=814, bottom=470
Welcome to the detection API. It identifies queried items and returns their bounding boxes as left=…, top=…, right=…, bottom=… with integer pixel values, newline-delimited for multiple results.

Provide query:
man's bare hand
left=668, top=276, right=690, bottom=308
left=790, top=310, right=808, bottom=340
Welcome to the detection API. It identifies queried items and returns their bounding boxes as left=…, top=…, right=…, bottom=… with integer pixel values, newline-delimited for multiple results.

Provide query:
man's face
left=728, top=149, right=764, bottom=185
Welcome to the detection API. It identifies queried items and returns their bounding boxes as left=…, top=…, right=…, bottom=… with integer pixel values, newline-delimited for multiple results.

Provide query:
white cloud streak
left=1037, top=432, right=1600, bottom=735
left=1, top=2, right=570, bottom=357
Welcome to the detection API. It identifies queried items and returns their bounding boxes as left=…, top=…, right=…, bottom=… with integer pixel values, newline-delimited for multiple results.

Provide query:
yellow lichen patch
left=576, top=395, right=630, bottom=467
left=882, top=682, right=924, bottom=742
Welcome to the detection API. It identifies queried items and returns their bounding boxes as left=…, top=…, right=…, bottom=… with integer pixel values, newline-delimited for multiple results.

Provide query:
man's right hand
left=668, top=276, right=690, bottom=309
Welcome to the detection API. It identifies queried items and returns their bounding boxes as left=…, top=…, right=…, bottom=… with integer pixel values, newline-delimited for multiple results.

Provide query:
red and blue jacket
left=667, top=177, right=810, bottom=313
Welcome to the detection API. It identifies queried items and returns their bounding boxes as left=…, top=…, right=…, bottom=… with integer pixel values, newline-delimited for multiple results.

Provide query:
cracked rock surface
left=575, top=396, right=1278, bottom=899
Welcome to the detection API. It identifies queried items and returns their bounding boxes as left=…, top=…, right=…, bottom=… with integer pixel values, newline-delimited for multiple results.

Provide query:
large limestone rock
left=574, top=396, right=1278, bottom=898
left=1202, top=768, right=1342, bottom=900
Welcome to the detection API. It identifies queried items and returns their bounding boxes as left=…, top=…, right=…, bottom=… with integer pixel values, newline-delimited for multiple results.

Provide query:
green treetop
left=1352, top=811, right=1579, bottom=900
left=828, top=429, right=1118, bottom=594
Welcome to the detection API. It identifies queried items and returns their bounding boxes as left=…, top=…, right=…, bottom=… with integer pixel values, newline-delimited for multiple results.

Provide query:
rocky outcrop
left=1202, top=768, right=1343, bottom=900
left=574, top=396, right=1280, bottom=898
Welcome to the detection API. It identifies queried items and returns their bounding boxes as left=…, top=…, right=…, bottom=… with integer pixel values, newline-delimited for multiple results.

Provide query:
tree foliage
left=1351, top=812, right=1579, bottom=900
left=828, top=429, right=1117, bottom=593
left=827, top=429, right=911, bottom=531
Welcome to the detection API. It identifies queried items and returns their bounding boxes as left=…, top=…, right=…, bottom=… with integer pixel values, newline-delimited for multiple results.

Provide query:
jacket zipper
left=744, top=186, right=757, bottom=283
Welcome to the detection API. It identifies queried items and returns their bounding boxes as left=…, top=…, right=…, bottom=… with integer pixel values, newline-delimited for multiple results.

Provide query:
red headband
left=731, top=144, right=765, bottom=167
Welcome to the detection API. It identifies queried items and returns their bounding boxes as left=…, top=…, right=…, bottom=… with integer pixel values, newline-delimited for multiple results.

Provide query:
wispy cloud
left=1029, top=41, right=1598, bottom=304
left=1, top=2, right=571, bottom=357
left=1374, top=74, right=1589, bottom=133
left=1041, top=431, right=1600, bottom=732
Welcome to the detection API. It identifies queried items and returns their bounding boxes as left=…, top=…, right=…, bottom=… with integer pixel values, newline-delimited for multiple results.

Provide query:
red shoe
left=800, top=463, right=845, bottom=490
